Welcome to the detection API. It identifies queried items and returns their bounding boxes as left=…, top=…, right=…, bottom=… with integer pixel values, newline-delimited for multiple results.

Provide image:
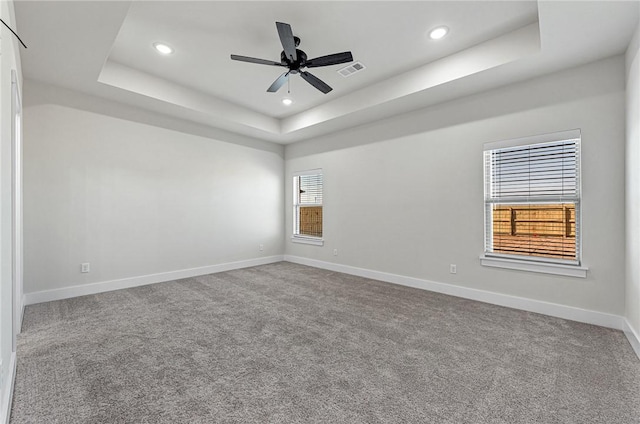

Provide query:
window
left=482, top=130, right=586, bottom=276
left=293, top=169, right=323, bottom=245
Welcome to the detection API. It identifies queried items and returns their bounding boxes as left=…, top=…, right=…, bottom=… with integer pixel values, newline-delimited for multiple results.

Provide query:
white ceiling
left=109, top=1, right=538, bottom=117
left=14, top=1, right=640, bottom=145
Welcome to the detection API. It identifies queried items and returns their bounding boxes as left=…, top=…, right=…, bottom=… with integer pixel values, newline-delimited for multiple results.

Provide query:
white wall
left=0, top=0, right=22, bottom=421
left=285, top=56, right=626, bottom=317
left=626, top=21, right=640, bottom=351
left=23, top=89, right=284, bottom=295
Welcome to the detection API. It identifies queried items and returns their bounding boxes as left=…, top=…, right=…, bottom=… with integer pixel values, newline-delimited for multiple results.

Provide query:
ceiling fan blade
left=300, top=71, right=332, bottom=94
left=267, top=71, right=290, bottom=93
left=305, top=52, right=353, bottom=68
left=276, top=22, right=297, bottom=62
left=230, top=54, right=285, bottom=66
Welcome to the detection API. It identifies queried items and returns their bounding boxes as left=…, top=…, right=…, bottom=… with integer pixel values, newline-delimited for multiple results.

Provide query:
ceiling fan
left=230, top=22, right=353, bottom=94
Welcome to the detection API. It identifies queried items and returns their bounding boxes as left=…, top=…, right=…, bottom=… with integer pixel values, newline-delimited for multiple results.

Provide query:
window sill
left=480, top=255, right=588, bottom=278
left=291, top=236, right=324, bottom=246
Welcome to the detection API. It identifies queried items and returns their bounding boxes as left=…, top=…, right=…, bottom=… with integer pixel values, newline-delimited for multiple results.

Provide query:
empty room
left=0, top=0, right=639, bottom=422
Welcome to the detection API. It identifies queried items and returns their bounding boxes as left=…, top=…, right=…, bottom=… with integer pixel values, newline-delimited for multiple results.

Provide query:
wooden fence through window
left=492, top=204, right=576, bottom=260
left=299, top=206, right=323, bottom=237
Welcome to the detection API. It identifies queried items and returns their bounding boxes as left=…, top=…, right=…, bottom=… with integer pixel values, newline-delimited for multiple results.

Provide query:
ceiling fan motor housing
left=281, top=49, right=307, bottom=72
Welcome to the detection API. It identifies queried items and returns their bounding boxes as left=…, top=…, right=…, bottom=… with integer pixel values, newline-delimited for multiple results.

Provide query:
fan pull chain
left=288, top=76, right=291, bottom=94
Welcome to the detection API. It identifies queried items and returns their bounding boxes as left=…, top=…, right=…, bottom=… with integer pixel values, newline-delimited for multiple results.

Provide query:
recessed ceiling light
left=282, top=98, right=293, bottom=106
left=153, top=42, right=174, bottom=55
left=429, top=26, right=449, bottom=40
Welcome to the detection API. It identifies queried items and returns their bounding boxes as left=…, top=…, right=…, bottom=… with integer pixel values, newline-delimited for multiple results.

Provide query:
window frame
left=292, top=169, right=324, bottom=246
left=480, top=129, right=588, bottom=278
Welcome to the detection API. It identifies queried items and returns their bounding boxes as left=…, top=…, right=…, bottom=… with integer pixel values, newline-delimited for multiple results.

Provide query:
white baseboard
left=1, top=352, right=16, bottom=424
left=623, top=319, right=640, bottom=361
left=20, top=299, right=25, bottom=333
left=284, top=255, right=624, bottom=330
left=24, top=255, right=284, bottom=305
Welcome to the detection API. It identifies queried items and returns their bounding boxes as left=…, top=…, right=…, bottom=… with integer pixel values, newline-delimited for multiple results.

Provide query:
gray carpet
left=10, top=262, right=640, bottom=423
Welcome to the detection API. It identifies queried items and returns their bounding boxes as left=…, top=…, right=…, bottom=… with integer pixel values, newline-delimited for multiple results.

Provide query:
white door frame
left=11, top=69, right=23, bottom=347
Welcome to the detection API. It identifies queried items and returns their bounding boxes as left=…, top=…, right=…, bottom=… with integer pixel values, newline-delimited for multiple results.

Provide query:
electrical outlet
left=259, top=244, right=264, bottom=251
left=333, top=249, right=338, bottom=256
left=81, top=263, right=90, bottom=273
left=450, top=264, right=457, bottom=274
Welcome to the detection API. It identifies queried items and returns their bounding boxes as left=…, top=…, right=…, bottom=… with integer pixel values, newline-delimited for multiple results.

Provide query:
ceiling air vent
left=338, top=61, right=366, bottom=78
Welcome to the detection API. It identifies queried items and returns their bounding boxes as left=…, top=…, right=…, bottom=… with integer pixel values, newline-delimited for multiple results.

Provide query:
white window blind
left=298, top=174, right=323, bottom=205
left=293, top=170, right=323, bottom=239
left=484, top=133, right=581, bottom=264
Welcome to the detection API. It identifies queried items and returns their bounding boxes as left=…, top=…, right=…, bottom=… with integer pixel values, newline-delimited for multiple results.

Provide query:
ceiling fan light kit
left=231, top=21, right=354, bottom=94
